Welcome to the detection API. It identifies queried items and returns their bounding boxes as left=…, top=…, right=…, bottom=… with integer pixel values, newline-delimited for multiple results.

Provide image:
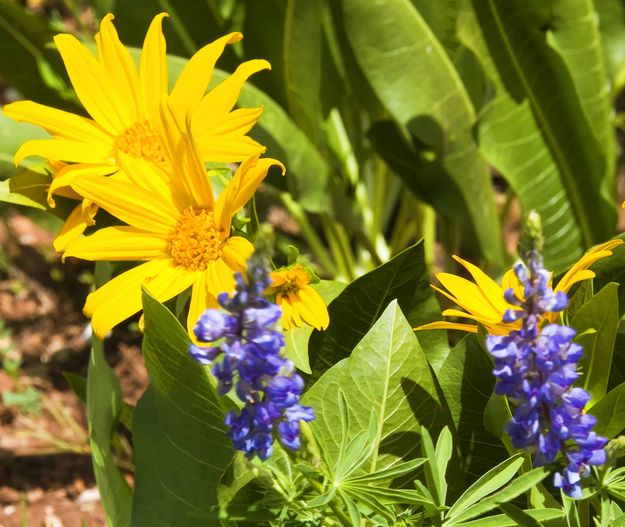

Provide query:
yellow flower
left=415, top=239, right=623, bottom=335
left=62, top=111, right=284, bottom=339
left=3, top=12, right=268, bottom=250
left=269, top=266, right=329, bottom=331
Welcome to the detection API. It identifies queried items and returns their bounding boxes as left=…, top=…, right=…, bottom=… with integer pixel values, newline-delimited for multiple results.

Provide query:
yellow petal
left=63, top=226, right=167, bottom=261
left=433, top=275, right=503, bottom=321
left=140, top=13, right=169, bottom=124
left=195, top=135, right=266, bottom=163
left=202, top=107, right=263, bottom=137
left=54, top=33, right=129, bottom=133
left=194, top=59, right=270, bottom=123
left=95, top=14, right=141, bottom=121
left=214, top=156, right=285, bottom=231
left=70, top=174, right=178, bottom=233
left=278, top=295, right=294, bottom=330
left=3, top=101, right=111, bottom=143
left=85, top=258, right=167, bottom=337
left=53, top=204, right=88, bottom=253
left=297, top=286, right=330, bottom=330
left=15, top=138, right=112, bottom=166
left=555, top=239, right=625, bottom=294
left=117, top=152, right=177, bottom=207
left=414, top=321, right=478, bottom=333
left=48, top=163, right=116, bottom=207
left=170, top=32, right=243, bottom=117
left=205, top=257, right=237, bottom=298
left=187, top=271, right=218, bottom=337
left=452, top=255, right=511, bottom=313
left=221, top=236, right=254, bottom=272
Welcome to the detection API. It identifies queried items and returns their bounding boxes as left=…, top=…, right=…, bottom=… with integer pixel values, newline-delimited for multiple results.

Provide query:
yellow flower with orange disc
left=3, top=13, right=268, bottom=251
left=415, top=239, right=623, bottom=335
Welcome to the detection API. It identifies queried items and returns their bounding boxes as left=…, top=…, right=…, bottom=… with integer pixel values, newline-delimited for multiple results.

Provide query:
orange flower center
left=167, top=207, right=225, bottom=271
left=114, top=121, right=167, bottom=166
left=272, top=266, right=311, bottom=296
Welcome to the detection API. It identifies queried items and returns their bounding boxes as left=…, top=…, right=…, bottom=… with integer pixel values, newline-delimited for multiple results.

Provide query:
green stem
left=280, top=193, right=334, bottom=275
left=579, top=499, right=590, bottom=527
left=321, top=214, right=356, bottom=281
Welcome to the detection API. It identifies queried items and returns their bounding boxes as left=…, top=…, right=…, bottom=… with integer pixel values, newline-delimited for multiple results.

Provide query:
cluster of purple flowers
left=486, top=251, right=607, bottom=498
left=190, top=256, right=314, bottom=460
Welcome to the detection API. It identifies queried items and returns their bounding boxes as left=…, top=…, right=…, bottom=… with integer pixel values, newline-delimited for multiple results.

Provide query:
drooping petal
left=555, top=239, right=624, bottom=294
left=414, top=321, right=479, bottom=333
left=206, top=257, right=237, bottom=299
left=221, top=236, right=254, bottom=272
left=48, top=163, right=116, bottom=206
left=169, top=32, right=243, bottom=117
left=95, top=14, right=141, bottom=122
left=70, top=174, right=178, bottom=233
left=3, top=101, right=111, bottom=143
left=63, top=226, right=167, bottom=261
left=15, top=138, right=112, bottom=167
left=187, top=271, right=218, bottom=337
left=140, top=13, right=168, bottom=124
left=194, top=59, right=270, bottom=124
left=215, top=156, right=284, bottom=231
left=54, top=33, right=130, bottom=133
left=295, top=286, right=329, bottom=330
left=53, top=204, right=88, bottom=253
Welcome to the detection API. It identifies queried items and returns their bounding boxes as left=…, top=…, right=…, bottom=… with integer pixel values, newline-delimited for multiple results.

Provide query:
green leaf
left=0, top=169, right=50, bottom=210
left=444, top=467, right=551, bottom=526
left=87, top=339, right=132, bottom=527
left=570, top=283, right=619, bottom=401
left=498, top=502, right=545, bottom=527
left=449, top=508, right=563, bottom=527
left=309, top=241, right=449, bottom=378
left=588, top=382, right=625, bottom=439
left=547, top=0, right=616, bottom=185
left=132, top=289, right=232, bottom=526
left=303, top=301, right=446, bottom=473
left=595, top=0, right=625, bottom=96
left=0, top=0, right=71, bottom=107
left=340, top=0, right=503, bottom=265
left=447, top=455, right=524, bottom=520
left=283, top=0, right=322, bottom=141
left=458, top=0, right=615, bottom=252
left=282, top=280, right=345, bottom=374
left=591, top=234, right=625, bottom=318
left=437, top=334, right=508, bottom=482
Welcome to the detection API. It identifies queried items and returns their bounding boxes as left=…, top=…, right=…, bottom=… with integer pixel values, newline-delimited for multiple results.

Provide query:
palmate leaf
left=449, top=508, right=563, bottom=527
left=458, top=0, right=615, bottom=264
left=303, top=301, right=447, bottom=474
left=339, top=0, right=504, bottom=266
left=132, top=290, right=232, bottom=527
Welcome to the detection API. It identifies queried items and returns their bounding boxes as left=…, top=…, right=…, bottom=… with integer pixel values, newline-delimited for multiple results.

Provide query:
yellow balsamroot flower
left=415, top=239, right=623, bottom=335
left=4, top=12, right=267, bottom=250
left=269, top=265, right=329, bottom=331
left=62, top=113, right=284, bottom=339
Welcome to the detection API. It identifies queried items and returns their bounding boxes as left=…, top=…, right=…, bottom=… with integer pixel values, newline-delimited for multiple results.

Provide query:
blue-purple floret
left=486, top=252, right=606, bottom=498
left=190, top=256, right=314, bottom=460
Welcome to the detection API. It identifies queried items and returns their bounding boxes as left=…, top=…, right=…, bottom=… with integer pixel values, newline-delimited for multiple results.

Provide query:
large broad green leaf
left=595, top=0, right=625, bottom=96
left=87, top=339, right=132, bottom=527
left=409, top=0, right=459, bottom=53
left=548, top=0, right=616, bottom=187
left=590, top=234, right=625, bottom=317
left=339, top=0, right=503, bottom=266
left=589, top=382, right=625, bottom=439
left=308, top=241, right=449, bottom=378
left=0, top=0, right=71, bottom=107
left=303, top=301, right=446, bottom=472
left=132, top=290, right=232, bottom=527
left=283, top=0, right=322, bottom=141
left=459, top=0, right=615, bottom=252
left=437, top=334, right=508, bottom=483
left=570, top=283, right=619, bottom=402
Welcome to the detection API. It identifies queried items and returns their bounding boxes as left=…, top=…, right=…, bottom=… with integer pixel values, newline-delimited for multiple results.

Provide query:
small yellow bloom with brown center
left=62, top=116, right=284, bottom=339
left=4, top=12, right=268, bottom=251
left=415, top=239, right=624, bottom=335
left=269, top=266, right=329, bottom=331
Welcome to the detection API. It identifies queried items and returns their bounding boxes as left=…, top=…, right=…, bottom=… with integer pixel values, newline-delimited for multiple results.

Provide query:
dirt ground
left=0, top=210, right=147, bottom=527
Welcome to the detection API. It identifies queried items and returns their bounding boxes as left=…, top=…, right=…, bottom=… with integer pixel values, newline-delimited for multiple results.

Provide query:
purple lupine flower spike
left=486, top=249, right=606, bottom=498
left=190, top=253, right=314, bottom=460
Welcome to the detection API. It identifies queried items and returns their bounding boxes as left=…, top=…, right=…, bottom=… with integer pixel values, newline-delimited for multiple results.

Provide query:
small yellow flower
left=269, top=266, right=329, bottom=331
left=415, top=239, right=623, bottom=335
left=62, top=110, right=284, bottom=339
left=4, top=13, right=267, bottom=250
